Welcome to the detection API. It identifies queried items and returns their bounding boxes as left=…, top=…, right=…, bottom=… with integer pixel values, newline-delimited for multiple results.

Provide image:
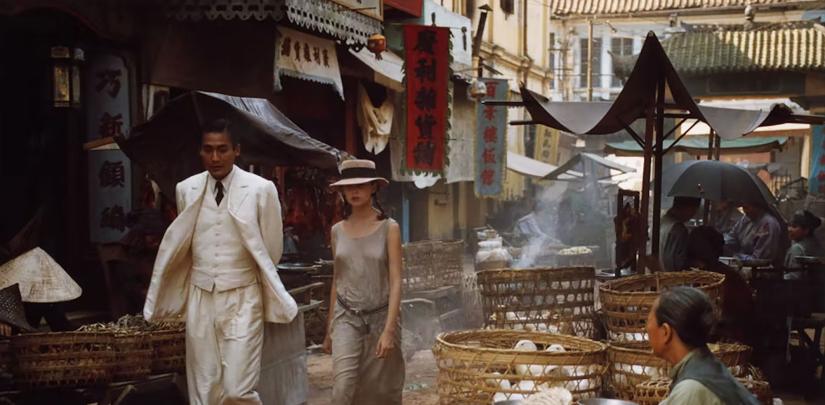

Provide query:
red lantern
left=367, top=33, right=386, bottom=60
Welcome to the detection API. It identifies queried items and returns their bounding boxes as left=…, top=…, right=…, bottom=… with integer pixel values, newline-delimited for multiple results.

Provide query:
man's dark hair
left=201, top=118, right=239, bottom=146
left=687, top=226, right=724, bottom=262
left=655, top=286, right=716, bottom=348
left=672, top=196, right=701, bottom=209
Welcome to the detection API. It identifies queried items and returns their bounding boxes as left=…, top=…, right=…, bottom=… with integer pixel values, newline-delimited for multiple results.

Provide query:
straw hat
left=329, top=159, right=389, bottom=188
left=0, top=248, right=82, bottom=303
left=0, top=284, right=35, bottom=332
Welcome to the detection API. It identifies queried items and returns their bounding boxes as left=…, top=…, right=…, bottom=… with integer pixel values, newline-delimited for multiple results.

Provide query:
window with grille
left=548, top=32, right=556, bottom=89
left=579, top=37, right=602, bottom=89
left=610, top=37, right=634, bottom=87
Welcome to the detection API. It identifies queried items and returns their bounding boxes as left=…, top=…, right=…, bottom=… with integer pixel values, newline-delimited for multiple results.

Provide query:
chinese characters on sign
left=475, top=79, right=508, bottom=197
left=809, top=125, right=825, bottom=194
left=276, top=27, right=344, bottom=99
left=85, top=52, right=132, bottom=243
left=404, top=25, right=449, bottom=173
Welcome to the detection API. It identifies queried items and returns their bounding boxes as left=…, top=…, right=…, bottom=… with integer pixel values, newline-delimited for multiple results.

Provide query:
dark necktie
left=215, top=181, right=224, bottom=205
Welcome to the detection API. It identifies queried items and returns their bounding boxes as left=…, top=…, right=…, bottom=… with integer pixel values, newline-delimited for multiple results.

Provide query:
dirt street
left=307, top=349, right=440, bottom=405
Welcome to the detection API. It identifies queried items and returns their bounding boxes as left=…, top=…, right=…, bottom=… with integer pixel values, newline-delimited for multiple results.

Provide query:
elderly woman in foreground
left=646, top=286, right=758, bottom=405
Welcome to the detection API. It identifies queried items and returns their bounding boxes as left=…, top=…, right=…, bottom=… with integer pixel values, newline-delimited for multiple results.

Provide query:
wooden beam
left=651, top=75, right=666, bottom=262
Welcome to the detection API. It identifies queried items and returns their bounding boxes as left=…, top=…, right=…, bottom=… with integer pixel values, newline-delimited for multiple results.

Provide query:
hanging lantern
left=467, top=79, right=487, bottom=101
left=367, top=33, right=386, bottom=60
left=51, top=46, right=83, bottom=108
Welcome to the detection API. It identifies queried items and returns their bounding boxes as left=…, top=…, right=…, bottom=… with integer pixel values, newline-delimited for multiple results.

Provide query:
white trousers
left=186, top=283, right=264, bottom=405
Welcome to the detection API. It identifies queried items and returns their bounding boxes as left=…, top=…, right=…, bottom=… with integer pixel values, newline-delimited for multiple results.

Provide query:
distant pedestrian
left=659, top=197, right=701, bottom=272
left=783, top=209, right=825, bottom=280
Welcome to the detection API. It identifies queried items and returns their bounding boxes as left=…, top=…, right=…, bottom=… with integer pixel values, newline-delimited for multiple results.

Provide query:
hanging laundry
left=357, top=83, right=394, bottom=155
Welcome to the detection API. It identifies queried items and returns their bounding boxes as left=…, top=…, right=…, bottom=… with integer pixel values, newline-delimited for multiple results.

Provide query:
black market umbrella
left=667, top=160, right=776, bottom=207
left=117, top=91, right=347, bottom=198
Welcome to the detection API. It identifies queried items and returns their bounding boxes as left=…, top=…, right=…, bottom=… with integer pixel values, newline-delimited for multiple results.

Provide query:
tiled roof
left=662, top=22, right=825, bottom=74
left=552, top=0, right=806, bottom=17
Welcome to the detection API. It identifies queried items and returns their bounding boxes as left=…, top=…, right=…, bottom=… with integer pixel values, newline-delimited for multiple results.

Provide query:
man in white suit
left=143, top=119, right=297, bottom=404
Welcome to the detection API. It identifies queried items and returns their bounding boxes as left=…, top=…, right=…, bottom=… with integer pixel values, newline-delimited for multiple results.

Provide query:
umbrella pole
left=704, top=130, right=715, bottom=223
left=651, top=76, right=665, bottom=263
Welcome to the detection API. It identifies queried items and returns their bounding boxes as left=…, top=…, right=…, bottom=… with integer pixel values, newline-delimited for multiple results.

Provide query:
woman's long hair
left=341, top=189, right=388, bottom=220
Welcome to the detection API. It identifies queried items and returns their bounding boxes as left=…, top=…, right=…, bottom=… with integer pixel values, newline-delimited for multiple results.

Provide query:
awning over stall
left=606, top=136, right=788, bottom=156
left=506, top=151, right=580, bottom=179
left=349, top=48, right=404, bottom=92
left=543, top=152, right=635, bottom=181
left=117, top=91, right=348, bottom=197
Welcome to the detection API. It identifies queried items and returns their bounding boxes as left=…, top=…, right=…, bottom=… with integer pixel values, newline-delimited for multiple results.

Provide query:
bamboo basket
left=477, top=267, right=597, bottom=338
left=149, top=327, right=186, bottom=374
left=403, top=240, right=464, bottom=293
left=432, top=329, right=607, bottom=404
left=634, top=376, right=771, bottom=405
left=607, top=342, right=752, bottom=400
left=11, top=332, right=116, bottom=388
left=112, top=332, right=153, bottom=381
left=599, top=270, right=724, bottom=343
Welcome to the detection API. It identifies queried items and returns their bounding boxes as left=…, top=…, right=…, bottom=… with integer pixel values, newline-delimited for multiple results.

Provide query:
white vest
left=191, top=191, right=257, bottom=292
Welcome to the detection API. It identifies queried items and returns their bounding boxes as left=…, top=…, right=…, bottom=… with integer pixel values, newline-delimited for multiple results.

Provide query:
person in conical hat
left=323, top=159, right=405, bottom=405
left=0, top=247, right=79, bottom=331
left=0, top=284, right=35, bottom=336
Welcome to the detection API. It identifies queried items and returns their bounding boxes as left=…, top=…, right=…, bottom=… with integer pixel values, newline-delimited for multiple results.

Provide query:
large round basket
left=477, top=267, right=596, bottom=338
left=11, top=332, right=116, bottom=389
left=432, top=329, right=607, bottom=404
left=112, top=332, right=153, bottom=381
left=607, top=342, right=751, bottom=400
left=403, top=240, right=464, bottom=293
left=149, top=327, right=186, bottom=374
left=634, top=376, right=770, bottom=405
left=599, top=270, right=724, bottom=343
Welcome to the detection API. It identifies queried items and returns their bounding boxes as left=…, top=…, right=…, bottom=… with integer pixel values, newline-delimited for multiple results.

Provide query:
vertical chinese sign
left=404, top=25, right=450, bottom=173
left=475, top=78, right=508, bottom=197
left=534, top=126, right=560, bottom=165
left=810, top=125, right=825, bottom=195
left=85, top=53, right=132, bottom=243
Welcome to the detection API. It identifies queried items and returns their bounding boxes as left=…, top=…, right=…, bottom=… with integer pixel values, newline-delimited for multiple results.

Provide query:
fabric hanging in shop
left=357, top=84, right=394, bottom=155
left=275, top=26, right=344, bottom=100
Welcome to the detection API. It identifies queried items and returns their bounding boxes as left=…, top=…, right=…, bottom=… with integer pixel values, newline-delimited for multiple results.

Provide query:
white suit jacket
left=143, top=166, right=298, bottom=323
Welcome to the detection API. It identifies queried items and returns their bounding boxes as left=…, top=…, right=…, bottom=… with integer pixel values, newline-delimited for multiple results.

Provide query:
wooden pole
left=638, top=108, right=655, bottom=273
left=651, top=75, right=666, bottom=260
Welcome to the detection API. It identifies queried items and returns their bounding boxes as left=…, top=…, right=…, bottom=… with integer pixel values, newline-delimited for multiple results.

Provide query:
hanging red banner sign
left=404, top=25, right=449, bottom=173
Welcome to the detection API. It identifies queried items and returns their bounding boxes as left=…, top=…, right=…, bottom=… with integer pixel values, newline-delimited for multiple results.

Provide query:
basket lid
left=0, top=247, right=82, bottom=303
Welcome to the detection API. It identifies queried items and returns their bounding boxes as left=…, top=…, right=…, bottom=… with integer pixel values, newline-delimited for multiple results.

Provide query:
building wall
left=549, top=9, right=808, bottom=101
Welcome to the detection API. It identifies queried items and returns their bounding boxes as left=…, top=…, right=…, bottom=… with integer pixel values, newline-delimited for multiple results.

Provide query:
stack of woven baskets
left=432, top=330, right=608, bottom=404
left=9, top=315, right=184, bottom=389
left=431, top=267, right=607, bottom=404
left=476, top=267, right=598, bottom=338
left=598, top=270, right=769, bottom=402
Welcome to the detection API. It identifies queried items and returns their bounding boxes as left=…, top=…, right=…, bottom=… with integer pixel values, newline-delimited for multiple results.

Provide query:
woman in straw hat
left=322, top=159, right=404, bottom=404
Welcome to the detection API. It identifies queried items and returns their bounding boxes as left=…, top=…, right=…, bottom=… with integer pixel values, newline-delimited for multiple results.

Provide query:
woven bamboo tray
left=432, top=329, right=607, bottom=404
left=149, top=327, right=186, bottom=374
left=403, top=240, right=464, bottom=293
left=634, top=376, right=771, bottom=404
left=11, top=332, right=116, bottom=388
left=477, top=267, right=597, bottom=338
left=599, top=270, right=724, bottom=343
left=113, top=332, right=153, bottom=381
left=607, top=342, right=751, bottom=400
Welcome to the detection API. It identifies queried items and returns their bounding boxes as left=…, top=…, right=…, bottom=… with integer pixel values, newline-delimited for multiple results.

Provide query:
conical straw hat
left=0, top=248, right=82, bottom=303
